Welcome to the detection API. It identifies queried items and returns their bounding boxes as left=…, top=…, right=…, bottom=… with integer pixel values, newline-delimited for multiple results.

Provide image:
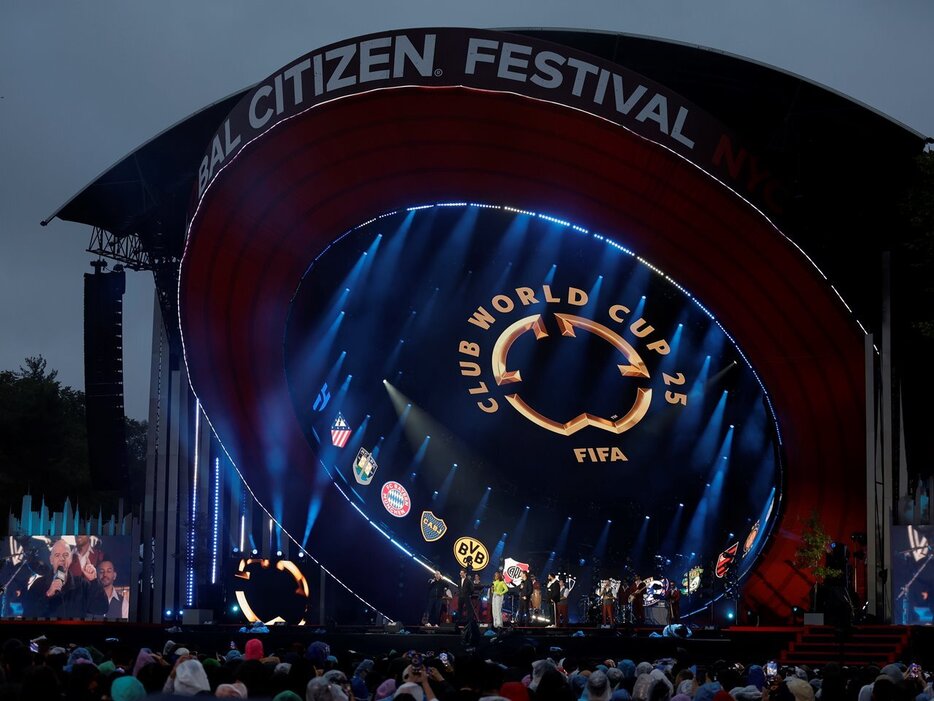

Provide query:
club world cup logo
left=457, top=283, right=689, bottom=463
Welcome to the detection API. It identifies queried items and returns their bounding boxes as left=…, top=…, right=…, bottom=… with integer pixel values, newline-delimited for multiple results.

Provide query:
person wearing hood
left=164, top=657, right=211, bottom=696
left=110, top=675, right=147, bottom=701
left=353, top=659, right=376, bottom=700
left=244, top=638, right=264, bottom=661
left=531, top=660, right=559, bottom=692
left=217, top=681, right=249, bottom=697
left=589, top=672, right=614, bottom=701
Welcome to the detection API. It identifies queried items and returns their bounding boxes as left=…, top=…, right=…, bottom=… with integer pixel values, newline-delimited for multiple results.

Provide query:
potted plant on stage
left=794, top=513, right=846, bottom=625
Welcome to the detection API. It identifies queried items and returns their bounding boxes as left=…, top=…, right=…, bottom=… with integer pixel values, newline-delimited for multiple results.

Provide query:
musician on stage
left=546, top=573, right=562, bottom=626
left=600, top=579, right=615, bottom=626
left=627, top=575, right=646, bottom=624
left=457, top=567, right=476, bottom=625
left=668, top=583, right=681, bottom=623
left=516, top=571, right=532, bottom=625
left=426, top=570, right=447, bottom=626
left=490, top=571, right=508, bottom=629
left=557, top=576, right=570, bottom=626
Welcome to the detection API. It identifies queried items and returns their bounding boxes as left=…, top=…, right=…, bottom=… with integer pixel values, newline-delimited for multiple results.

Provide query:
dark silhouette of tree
left=0, top=356, right=147, bottom=521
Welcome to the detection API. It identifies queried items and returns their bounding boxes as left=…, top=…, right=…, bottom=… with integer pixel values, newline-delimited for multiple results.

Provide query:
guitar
left=627, top=581, right=647, bottom=604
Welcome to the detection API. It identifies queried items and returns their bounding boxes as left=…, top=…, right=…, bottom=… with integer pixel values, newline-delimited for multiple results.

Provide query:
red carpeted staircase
left=778, top=626, right=910, bottom=666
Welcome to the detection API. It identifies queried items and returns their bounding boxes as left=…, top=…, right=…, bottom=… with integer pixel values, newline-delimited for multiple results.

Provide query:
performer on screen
left=98, top=560, right=128, bottom=620
left=22, top=539, right=107, bottom=619
left=68, top=535, right=105, bottom=580
left=426, top=570, right=447, bottom=626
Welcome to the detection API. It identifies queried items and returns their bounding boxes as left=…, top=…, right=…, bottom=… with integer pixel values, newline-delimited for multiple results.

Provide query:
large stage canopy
left=179, top=28, right=866, bottom=621
left=49, top=27, right=926, bottom=624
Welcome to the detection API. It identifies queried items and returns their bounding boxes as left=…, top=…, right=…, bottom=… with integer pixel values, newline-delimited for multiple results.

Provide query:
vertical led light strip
left=188, top=399, right=201, bottom=608
left=211, top=456, right=220, bottom=584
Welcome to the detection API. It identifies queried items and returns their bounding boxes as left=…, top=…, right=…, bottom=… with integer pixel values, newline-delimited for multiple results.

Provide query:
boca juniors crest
left=331, top=412, right=352, bottom=448
left=381, top=481, right=411, bottom=517
left=420, top=511, right=447, bottom=542
left=353, top=447, right=378, bottom=485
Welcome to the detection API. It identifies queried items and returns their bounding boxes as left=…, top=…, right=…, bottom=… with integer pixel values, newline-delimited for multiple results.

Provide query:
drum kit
left=578, top=576, right=672, bottom=625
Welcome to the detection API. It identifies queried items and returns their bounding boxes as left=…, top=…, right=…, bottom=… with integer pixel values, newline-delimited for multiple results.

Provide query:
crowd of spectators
left=0, top=634, right=930, bottom=701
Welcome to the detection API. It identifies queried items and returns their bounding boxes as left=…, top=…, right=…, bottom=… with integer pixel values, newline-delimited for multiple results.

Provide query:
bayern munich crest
left=380, top=481, right=411, bottom=518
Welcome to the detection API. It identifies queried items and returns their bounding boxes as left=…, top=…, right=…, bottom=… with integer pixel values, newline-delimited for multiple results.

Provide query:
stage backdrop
left=180, top=28, right=866, bottom=622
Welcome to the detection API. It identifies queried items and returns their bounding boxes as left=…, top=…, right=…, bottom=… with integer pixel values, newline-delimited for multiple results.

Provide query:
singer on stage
left=22, top=539, right=108, bottom=619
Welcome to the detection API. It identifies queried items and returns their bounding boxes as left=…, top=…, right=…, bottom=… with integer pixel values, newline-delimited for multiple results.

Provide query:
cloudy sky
left=1, top=1, right=932, bottom=420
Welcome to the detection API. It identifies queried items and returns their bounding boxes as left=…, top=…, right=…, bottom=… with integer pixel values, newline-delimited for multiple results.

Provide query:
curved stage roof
left=51, top=28, right=927, bottom=622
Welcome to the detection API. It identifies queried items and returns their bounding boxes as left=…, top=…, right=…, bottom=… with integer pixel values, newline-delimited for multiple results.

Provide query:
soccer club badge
left=503, top=557, right=530, bottom=584
left=380, top=481, right=411, bottom=518
left=420, top=511, right=447, bottom=542
left=353, top=447, right=378, bottom=485
left=330, top=412, right=352, bottom=448
left=715, top=542, right=739, bottom=578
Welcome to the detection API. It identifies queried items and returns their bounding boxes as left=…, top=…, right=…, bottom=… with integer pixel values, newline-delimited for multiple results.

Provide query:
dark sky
left=1, top=1, right=931, bottom=420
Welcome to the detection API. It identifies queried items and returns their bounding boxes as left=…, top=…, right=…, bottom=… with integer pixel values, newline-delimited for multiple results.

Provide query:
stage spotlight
left=165, top=609, right=173, bottom=617
left=298, top=552, right=304, bottom=559
left=251, top=549, right=258, bottom=555
left=727, top=611, right=734, bottom=620
left=276, top=550, right=283, bottom=557
left=233, top=547, right=239, bottom=554
left=678, top=503, right=684, bottom=507
left=645, top=515, right=651, bottom=520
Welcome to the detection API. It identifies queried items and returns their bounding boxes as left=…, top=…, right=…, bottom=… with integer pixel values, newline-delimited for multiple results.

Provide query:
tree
left=0, top=356, right=146, bottom=521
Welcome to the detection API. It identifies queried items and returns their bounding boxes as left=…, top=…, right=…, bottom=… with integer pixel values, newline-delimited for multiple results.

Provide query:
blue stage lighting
left=231, top=604, right=240, bottom=613
left=165, top=609, right=173, bottom=617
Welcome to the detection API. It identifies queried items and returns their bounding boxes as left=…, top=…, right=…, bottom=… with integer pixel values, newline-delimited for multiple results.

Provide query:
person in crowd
left=308, top=676, right=350, bottom=701
left=163, top=656, right=211, bottom=695
left=22, top=539, right=108, bottom=619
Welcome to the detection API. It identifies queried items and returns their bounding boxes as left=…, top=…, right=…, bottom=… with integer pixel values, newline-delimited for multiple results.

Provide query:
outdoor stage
left=3, top=622, right=932, bottom=668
